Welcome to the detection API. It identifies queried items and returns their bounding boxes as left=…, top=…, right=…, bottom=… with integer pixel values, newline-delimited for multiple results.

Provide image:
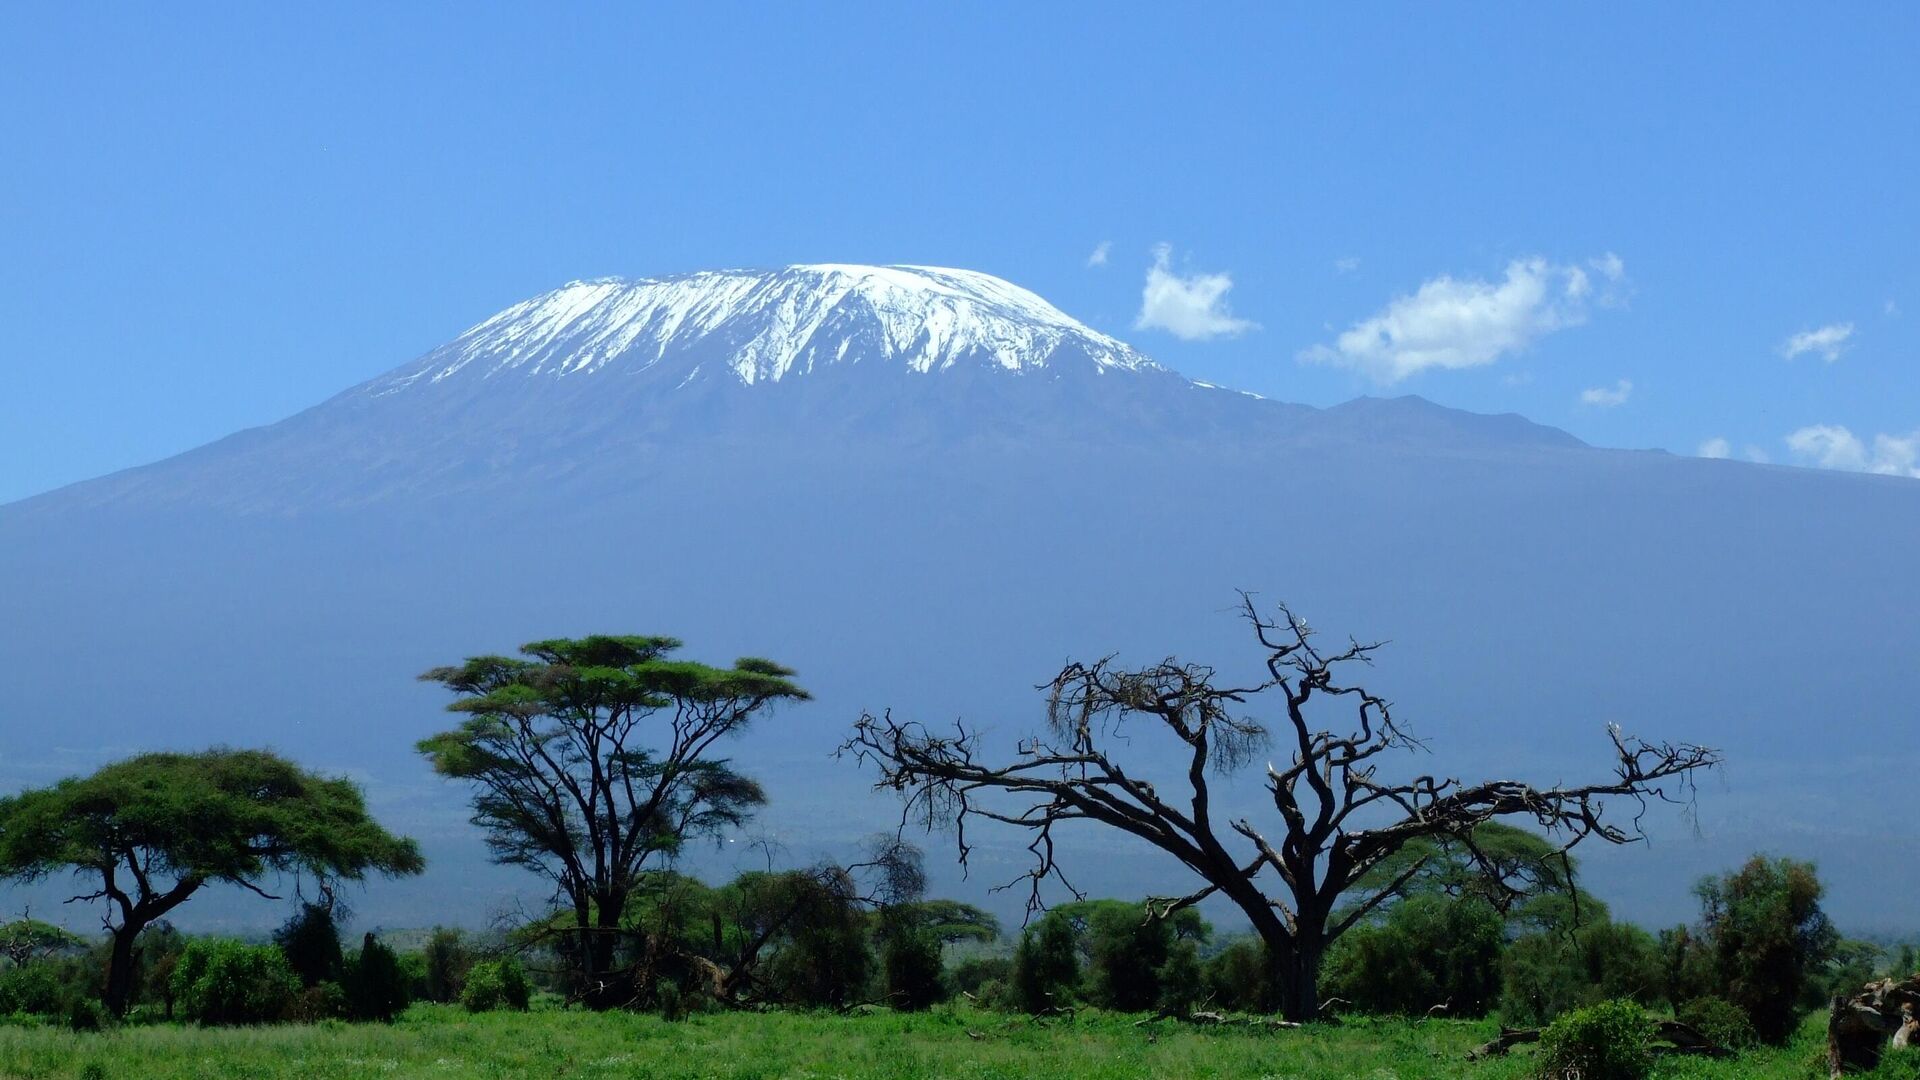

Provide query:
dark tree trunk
left=1271, top=934, right=1326, bottom=1022
left=103, top=921, right=145, bottom=1018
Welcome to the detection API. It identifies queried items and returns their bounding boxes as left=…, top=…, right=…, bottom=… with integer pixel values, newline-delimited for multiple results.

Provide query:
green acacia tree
left=417, top=634, right=808, bottom=1008
left=0, top=748, right=424, bottom=1016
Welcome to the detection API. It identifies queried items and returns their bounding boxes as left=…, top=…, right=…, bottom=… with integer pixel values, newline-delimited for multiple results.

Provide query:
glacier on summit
left=367, top=264, right=1161, bottom=395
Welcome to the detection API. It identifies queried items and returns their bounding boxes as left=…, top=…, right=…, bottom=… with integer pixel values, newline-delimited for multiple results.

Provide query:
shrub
left=0, top=963, right=67, bottom=1016
left=420, top=927, right=472, bottom=1003
left=273, top=903, right=344, bottom=988
left=1536, top=999, right=1652, bottom=1080
left=1676, top=995, right=1759, bottom=1051
left=1011, top=913, right=1078, bottom=1013
left=949, top=955, right=1012, bottom=1000
left=461, top=957, right=531, bottom=1012
left=1323, top=895, right=1504, bottom=1018
left=64, top=997, right=107, bottom=1033
left=340, top=934, right=409, bottom=1022
left=1204, top=939, right=1269, bottom=1013
left=290, top=981, right=349, bottom=1022
left=1501, top=920, right=1665, bottom=1027
left=170, top=939, right=299, bottom=1026
left=881, top=927, right=945, bottom=1011
left=1155, top=940, right=1207, bottom=1014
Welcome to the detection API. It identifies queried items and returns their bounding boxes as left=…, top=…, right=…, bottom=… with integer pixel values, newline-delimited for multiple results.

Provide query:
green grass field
left=1, top=1003, right=1897, bottom=1080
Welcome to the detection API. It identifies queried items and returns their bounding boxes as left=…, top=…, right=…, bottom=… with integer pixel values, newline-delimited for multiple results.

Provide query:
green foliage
left=1536, top=998, right=1653, bottom=1080
left=949, top=955, right=1011, bottom=1000
left=1046, top=899, right=1209, bottom=1012
left=1694, top=855, right=1837, bottom=1044
left=170, top=939, right=300, bottom=1026
left=273, top=903, right=344, bottom=988
left=418, top=928, right=473, bottom=1003
left=1499, top=920, right=1664, bottom=1027
left=0, top=962, right=67, bottom=1015
left=1676, top=995, right=1760, bottom=1050
left=1354, top=823, right=1602, bottom=937
left=0, top=749, right=425, bottom=897
left=1012, top=912, right=1079, bottom=1013
left=880, top=926, right=944, bottom=1011
left=341, top=934, right=410, bottom=1022
left=1322, top=894, right=1504, bottom=1018
left=460, top=958, right=531, bottom=1012
left=1204, top=938, right=1269, bottom=1012
left=1155, top=940, right=1207, bottom=1014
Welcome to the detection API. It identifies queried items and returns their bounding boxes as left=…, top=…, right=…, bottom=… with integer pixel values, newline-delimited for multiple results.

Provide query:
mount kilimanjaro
left=2, top=264, right=1915, bottom=930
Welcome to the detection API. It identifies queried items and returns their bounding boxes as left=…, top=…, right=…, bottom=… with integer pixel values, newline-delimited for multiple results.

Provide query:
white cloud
left=1590, top=252, right=1626, bottom=282
left=1785, top=424, right=1920, bottom=477
left=1134, top=244, right=1257, bottom=341
left=1744, top=445, right=1771, bottom=464
left=1334, top=256, right=1361, bottom=275
left=1779, top=322, right=1853, bottom=363
left=1085, top=241, right=1112, bottom=268
left=1699, top=437, right=1731, bottom=459
left=1886, top=299, right=1900, bottom=317
left=1580, top=379, right=1633, bottom=408
left=1298, top=256, right=1617, bottom=384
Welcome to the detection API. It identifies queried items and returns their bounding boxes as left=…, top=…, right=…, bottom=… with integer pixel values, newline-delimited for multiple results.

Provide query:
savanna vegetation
left=1, top=612, right=1913, bottom=1078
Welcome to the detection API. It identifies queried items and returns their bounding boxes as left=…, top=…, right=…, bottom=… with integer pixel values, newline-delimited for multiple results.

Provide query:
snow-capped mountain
left=7, top=262, right=1919, bottom=932
left=366, top=265, right=1161, bottom=395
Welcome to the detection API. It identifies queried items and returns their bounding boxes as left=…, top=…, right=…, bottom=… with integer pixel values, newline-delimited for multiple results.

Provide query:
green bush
left=1536, top=999, right=1652, bottom=1080
left=881, top=927, right=945, bottom=1011
left=1323, top=895, right=1505, bottom=1018
left=1011, top=913, right=1078, bottom=1013
left=170, top=939, right=300, bottom=1026
left=1676, top=995, right=1759, bottom=1050
left=1155, top=940, right=1207, bottom=1014
left=461, top=957, right=531, bottom=1012
left=340, top=934, right=410, bottom=1022
left=0, top=964, right=67, bottom=1016
left=1204, top=939, right=1269, bottom=1013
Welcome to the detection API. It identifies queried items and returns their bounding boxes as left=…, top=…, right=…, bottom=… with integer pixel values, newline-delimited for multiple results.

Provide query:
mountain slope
left=2, top=265, right=1914, bottom=933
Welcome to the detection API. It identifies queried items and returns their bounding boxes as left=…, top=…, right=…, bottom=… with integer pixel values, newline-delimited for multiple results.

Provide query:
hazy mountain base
left=4, top=400, right=1917, bottom=933
left=0, top=1004, right=1880, bottom=1080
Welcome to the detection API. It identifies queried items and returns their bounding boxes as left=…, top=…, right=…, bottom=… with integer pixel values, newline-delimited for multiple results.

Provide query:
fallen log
left=1467, top=1027, right=1540, bottom=1061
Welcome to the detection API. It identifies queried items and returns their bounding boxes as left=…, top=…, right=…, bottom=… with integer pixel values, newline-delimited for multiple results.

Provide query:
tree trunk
left=1271, top=935, right=1325, bottom=1022
left=102, top=920, right=144, bottom=1018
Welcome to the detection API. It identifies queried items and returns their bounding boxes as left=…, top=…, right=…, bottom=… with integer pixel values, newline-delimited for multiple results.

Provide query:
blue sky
left=3, top=5, right=1916, bottom=503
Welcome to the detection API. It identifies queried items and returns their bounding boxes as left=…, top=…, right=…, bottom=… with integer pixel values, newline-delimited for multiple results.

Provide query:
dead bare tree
left=840, top=596, right=1720, bottom=1020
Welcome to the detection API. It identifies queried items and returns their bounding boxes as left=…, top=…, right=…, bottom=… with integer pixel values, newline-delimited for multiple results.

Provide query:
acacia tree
left=843, top=598, right=1719, bottom=1020
left=417, top=634, right=808, bottom=1008
left=0, top=749, right=424, bottom=1016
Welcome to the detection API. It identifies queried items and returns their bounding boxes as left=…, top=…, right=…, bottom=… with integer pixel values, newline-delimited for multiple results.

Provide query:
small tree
left=1011, top=911, right=1078, bottom=1013
left=274, top=902, right=345, bottom=988
left=418, top=635, right=806, bottom=1007
left=1695, top=855, right=1837, bottom=1043
left=844, top=599, right=1719, bottom=1019
left=0, top=749, right=424, bottom=1015
left=342, top=933, right=410, bottom=1022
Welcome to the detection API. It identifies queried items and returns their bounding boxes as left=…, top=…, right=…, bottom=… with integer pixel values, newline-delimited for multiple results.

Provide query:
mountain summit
left=366, top=264, right=1161, bottom=396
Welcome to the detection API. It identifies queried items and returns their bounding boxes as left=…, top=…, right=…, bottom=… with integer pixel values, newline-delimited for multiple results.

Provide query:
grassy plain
left=0, top=1003, right=1907, bottom=1080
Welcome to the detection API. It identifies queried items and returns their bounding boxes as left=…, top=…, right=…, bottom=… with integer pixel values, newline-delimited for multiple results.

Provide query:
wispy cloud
left=1779, top=322, right=1853, bottom=363
left=1580, top=379, right=1633, bottom=408
left=1786, top=424, right=1920, bottom=477
left=1698, top=437, right=1731, bottom=459
left=1134, top=244, right=1257, bottom=341
left=1085, top=241, right=1112, bottom=268
left=1334, top=256, right=1361, bottom=275
left=1298, top=255, right=1622, bottom=384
